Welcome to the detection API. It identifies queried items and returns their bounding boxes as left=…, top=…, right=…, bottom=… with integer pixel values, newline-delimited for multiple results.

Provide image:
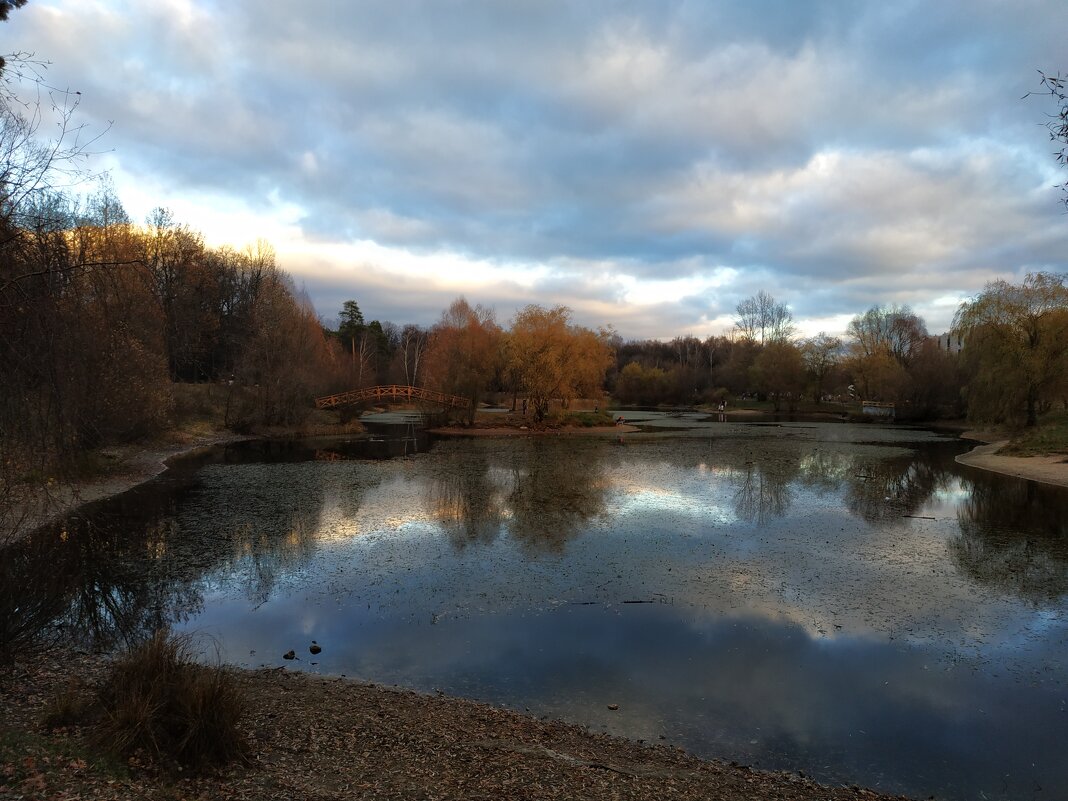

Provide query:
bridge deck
left=315, top=384, right=470, bottom=410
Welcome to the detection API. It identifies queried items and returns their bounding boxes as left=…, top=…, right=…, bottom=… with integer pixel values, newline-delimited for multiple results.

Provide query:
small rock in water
left=310, top=643, right=322, bottom=655
left=283, top=650, right=296, bottom=660
left=607, top=703, right=620, bottom=711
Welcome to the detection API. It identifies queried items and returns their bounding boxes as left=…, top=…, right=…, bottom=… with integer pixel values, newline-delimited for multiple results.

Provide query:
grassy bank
left=1000, top=410, right=1068, bottom=457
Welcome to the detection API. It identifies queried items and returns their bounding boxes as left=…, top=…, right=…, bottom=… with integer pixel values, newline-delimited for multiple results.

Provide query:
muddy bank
left=955, top=438, right=1068, bottom=488
left=0, top=646, right=910, bottom=801
left=3, top=432, right=253, bottom=545
left=3, top=420, right=366, bottom=545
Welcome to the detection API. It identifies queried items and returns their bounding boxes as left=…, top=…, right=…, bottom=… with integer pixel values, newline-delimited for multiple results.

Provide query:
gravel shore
left=1, top=647, right=913, bottom=801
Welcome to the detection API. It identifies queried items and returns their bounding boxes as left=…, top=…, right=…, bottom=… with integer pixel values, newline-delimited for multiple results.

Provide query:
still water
left=8, top=415, right=1068, bottom=800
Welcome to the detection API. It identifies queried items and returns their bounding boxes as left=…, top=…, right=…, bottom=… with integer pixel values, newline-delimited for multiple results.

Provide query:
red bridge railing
left=315, top=384, right=470, bottom=410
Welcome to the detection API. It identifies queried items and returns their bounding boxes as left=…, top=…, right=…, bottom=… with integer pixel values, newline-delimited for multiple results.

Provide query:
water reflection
left=728, top=460, right=796, bottom=524
left=3, top=428, right=1068, bottom=801
left=951, top=473, right=1068, bottom=603
left=506, top=440, right=613, bottom=552
left=1, top=488, right=203, bottom=650
left=424, top=439, right=615, bottom=552
left=428, top=447, right=504, bottom=548
left=179, top=463, right=330, bottom=603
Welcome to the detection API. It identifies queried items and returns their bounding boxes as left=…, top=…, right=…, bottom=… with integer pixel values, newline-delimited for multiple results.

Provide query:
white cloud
left=11, top=0, right=1068, bottom=339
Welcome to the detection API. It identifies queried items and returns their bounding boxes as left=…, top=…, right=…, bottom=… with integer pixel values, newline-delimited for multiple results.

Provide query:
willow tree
left=505, top=305, right=613, bottom=422
left=954, top=272, right=1068, bottom=426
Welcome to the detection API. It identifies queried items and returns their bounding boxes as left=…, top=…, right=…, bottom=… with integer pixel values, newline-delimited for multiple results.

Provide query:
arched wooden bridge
left=315, top=384, right=470, bottom=410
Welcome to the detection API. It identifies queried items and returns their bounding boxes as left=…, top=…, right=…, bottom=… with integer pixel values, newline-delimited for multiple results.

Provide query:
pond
left=6, top=414, right=1068, bottom=801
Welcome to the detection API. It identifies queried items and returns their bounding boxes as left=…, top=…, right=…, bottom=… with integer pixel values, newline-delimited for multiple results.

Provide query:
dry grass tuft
left=43, top=676, right=94, bottom=729
left=93, top=631, right=246, bottom=772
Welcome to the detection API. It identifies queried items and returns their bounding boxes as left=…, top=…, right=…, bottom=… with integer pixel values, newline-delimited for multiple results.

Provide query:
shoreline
left=955, top=436, right=1068, bottom=488
left=10, top=421, right=1066, bottom=547
left=0, top=645, right=912, bottom=801
left=430, top=423, right=642, bottom=436
left=3, top=419, right=367, bottom=544
left=3, top=431, right=254, bottom=544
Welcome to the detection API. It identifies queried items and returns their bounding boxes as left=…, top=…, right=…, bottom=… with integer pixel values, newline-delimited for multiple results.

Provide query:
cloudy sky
left=10, top=0, right=1068, bottom=338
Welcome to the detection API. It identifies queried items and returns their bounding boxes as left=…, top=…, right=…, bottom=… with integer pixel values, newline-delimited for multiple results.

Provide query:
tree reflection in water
left=507, top=440, right=613, bottom=552
left=181, top=464, right=331, bottom=605
left=0, top=462, right=330, bottom=652
left=425, top=439, right=614, bottom=553
left=428, top=447, right=505, bottom=548
left=951, top=473, right=1068, bottom=603
left=1, top=506, right=201, bottom=653
left=842, top=450, right=955, bottom=525
left=729, top=459, right=796, bottom=524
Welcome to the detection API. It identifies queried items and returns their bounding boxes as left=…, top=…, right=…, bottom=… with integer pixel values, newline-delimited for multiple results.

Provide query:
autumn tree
left=954, top=272, right=1068, bottom=426
left=615, top=362, right=668, bottom=405
left=505, top=305, right=613, bottom=422
left=424, top=297, right=501, bottom=423
left=847, top=304, right=927, bottom=365
left=749, top=340, right=805, bottom=411
left=235, top=273, right=340, bottom=426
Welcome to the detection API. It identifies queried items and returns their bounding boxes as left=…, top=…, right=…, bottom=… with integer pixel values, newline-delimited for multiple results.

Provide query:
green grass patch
left=552, top=409, right=615, bottom=427
left=0, top=728, right=129, bottom=789
left=1001, top=410, right=1068, bottom=457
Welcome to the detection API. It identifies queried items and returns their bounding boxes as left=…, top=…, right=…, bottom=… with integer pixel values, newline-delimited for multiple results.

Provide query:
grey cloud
left=13, top=0, right=1068, bottom=336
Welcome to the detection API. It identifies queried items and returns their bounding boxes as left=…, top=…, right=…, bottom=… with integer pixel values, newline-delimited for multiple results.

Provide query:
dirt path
left=955, top=438, right=1068, bottom=488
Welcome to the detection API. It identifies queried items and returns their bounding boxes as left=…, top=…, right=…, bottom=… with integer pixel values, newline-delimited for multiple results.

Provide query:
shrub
left=94, top=631, right=246, bottom=771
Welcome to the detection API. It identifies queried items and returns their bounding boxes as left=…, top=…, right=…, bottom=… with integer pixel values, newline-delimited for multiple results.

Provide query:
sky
left=8, top=0, right=1068, bottom=339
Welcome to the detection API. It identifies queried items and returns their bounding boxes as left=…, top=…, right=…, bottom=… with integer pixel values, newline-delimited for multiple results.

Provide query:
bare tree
left=734, top=291, right=795, bottom=344
left=400, top=323, right=427, bottom=386
left=847, top=304, right=927, bottom=365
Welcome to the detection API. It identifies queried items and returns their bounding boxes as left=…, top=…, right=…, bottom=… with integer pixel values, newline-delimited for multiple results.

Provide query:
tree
left=0, top=1, right=26, bottom=23
left=235, top=274, right=339, bottom=426
left=954, top=272, right=1068, bottom=426
left=1029, top=70, right=1068, bottom=208
left=0, top=1, right=27, bottom=73
left=615, top=362, right=668, bottom=405
left=337, top=300, right=365, bottom=346
left=505, top=305, right=613, bottom=422
left=734, top=291, right=795, bottom=344
left=801, top=333, right=842, bottom=403
left=846, top=304, right=927, bottom=365
left=844, top=304, right=928, bottom=403
left=398, top=323, right=427, bottom=386
left=749, top=341, right=805, bottom=411
left=424, top=297, right=501, bottom=423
